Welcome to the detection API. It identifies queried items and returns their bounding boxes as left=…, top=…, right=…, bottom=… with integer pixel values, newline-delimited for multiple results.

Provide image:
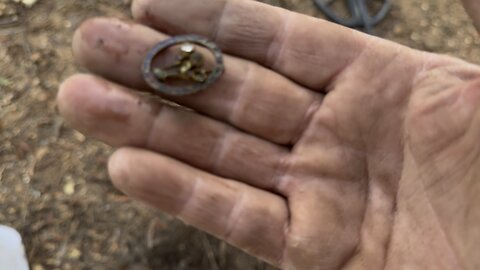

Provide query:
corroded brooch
left=142, top=35, right=225, bottom=96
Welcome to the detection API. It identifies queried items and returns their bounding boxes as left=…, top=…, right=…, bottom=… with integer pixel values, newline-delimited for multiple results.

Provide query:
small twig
left=0, top=3, right=26, bottom=35
left=201, top=234, right=220, bottom=270
left=0, top=15, right=20, bottom=28
left=146, top=218, right=166, bottom=249
left=0, top=166, right=5, bottom=182
left=219, top=241, right=227, bottom=268
left=53, top=117, right=64, bottom=140
left=0, top=3, right=25, bottom=29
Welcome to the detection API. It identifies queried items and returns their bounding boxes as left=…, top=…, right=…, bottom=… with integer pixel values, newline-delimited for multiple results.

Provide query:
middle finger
left=58, top=74, right=290, bottom=192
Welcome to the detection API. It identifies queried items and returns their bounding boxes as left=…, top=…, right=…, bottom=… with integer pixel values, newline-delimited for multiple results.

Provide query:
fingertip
left=57, top=74, right=98, bottom=120
left=72, top=16, right=159, bottom=88
left=107, top=148, right=173, bottom=203
left=57, top=73, right=135, bottom=138
left=72, top=17, right=135, bottom=75
left=73, top=17, right=110, bottom=67
left=108, top=147, right=136, bottom=193
left=131, top=0, right=149, bottom=23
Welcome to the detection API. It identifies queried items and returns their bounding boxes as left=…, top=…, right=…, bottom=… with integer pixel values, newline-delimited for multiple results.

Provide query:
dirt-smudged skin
left=0, top=0, right=479, bottom=270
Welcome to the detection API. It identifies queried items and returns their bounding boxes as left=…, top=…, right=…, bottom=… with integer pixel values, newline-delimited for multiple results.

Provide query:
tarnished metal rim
left=142, top=35, right=225, bottom=96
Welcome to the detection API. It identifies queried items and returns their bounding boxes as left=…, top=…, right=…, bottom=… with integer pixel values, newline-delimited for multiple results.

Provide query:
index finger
left=131, top=0, right=369, bottom=90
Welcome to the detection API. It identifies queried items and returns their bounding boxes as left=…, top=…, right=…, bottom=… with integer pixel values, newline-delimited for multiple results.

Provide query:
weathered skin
left=57, top=0, right=480, bottom=269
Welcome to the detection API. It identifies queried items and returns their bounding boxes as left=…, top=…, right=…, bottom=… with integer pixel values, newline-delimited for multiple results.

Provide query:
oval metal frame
left=142, top=35, right=225, bottom=96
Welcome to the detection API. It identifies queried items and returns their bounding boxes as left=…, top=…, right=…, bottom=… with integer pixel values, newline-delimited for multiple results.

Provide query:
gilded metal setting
left=143, top=35, right=225, bottom=96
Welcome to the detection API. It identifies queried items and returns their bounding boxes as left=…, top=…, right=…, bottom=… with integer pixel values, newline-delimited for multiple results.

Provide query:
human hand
left=57, top=0, right=480, bottom=269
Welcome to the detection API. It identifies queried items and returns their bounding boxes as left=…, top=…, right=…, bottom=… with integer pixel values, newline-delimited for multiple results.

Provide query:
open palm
left=57, top=0, right=480, bottom=269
